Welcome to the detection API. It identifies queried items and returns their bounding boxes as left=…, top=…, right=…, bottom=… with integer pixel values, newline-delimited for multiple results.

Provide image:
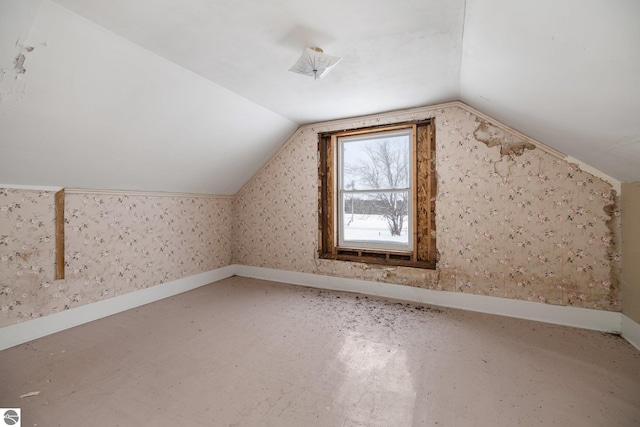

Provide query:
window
left=318, top=120, right=436, bottom=268
left=338, top=128, right=413, bottom=251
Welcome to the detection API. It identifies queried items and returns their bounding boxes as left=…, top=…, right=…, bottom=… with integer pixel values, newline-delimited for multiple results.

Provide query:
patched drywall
left=233, top=105, right=621, bottom=310
left=0, top=188, right=233, bottom=327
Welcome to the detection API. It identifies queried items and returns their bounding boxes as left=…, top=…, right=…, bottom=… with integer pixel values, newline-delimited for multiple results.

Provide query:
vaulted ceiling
left=1, top=0, right=638, bottom=194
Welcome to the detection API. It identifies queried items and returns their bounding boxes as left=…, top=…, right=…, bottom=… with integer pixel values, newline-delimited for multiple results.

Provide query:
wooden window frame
left=318, top=119, right=437, bottom=269
left=337, top=126, right=414, bottom=252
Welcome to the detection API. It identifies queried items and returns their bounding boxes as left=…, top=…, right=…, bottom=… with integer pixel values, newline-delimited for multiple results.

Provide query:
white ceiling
left=47, top=0, right=465, bottom=124
left=1, top=0, right=638, bottom=194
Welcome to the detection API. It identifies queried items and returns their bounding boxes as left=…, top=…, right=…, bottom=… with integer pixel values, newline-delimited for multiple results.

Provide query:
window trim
left=336, top=127, right=415, bottom=252
left=318, top=119, right=437, bottom=269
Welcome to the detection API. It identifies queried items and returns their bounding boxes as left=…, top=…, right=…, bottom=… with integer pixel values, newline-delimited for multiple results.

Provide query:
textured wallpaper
left=0, top=189, right=56, bottom=325
left=233, top=106, right=621, bottom=311
left=0, top=190, right=233, bottom=327
left=0, top=105, right=622, bottom=329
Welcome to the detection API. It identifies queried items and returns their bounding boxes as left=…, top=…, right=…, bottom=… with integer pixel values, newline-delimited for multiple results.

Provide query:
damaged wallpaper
left=0, top=190, right=233, bottom=327
left=233, top=106, right=621, bottom=311
left=0, top=105, right=622, bottom=329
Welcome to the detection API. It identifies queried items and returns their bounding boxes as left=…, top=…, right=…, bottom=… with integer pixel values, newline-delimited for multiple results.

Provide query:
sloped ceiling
left=0, top=0, right=638, bottom=194
left=460, top=0, right=640, bottom=184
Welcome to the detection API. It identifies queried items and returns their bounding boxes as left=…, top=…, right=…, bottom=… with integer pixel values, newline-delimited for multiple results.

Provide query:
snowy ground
left=342, top=214, right=408, bottom=244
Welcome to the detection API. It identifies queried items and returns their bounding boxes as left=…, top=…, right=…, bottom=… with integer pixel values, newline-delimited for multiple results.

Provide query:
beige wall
left=233, top=105, right=621, bottom=311
left=0, top=105, right=625, bottom=329
left=0, top=189, right=233, bottom=327
left=622, top=182, right=640, bottom=323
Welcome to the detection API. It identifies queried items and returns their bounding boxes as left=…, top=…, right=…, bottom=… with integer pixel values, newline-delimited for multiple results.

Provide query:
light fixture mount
left=289, top=47, right=342, bottom=80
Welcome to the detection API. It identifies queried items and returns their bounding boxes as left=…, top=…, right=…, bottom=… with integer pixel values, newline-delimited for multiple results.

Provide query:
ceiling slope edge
left=4, top=102, right=618, bottom=197
left=0, top=184, right=234, bottom=199
left=64, top=188, right=235, bottom=199
left=235, top=101, right=621, bottom=197
left=459, top=104, right=620, bottom=193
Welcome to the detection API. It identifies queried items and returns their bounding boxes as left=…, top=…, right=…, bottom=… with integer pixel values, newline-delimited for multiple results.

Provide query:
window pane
left=341, top=192, right=409, bottom=246
left=342, top=133, right=410, bottom=191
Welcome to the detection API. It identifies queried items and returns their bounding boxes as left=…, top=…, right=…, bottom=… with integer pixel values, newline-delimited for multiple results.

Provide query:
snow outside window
left=337, top=128, right=413, bottom=252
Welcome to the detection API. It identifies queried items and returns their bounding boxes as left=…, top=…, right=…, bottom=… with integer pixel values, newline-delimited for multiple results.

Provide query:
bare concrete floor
left=1, top=276, right=639, bottom=426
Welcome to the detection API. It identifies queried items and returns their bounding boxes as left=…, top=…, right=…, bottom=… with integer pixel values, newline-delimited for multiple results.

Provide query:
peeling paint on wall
left=473, top=120, right=538, bottom=181
left=474, top=121, right=536, bottom=156
left=13, top=45, right=34, bottom=77
left=233, top=106, right=621, bottom=312
left=0, top=41, right=41, bottom=103
left=603, top=194, right=622, bottom=307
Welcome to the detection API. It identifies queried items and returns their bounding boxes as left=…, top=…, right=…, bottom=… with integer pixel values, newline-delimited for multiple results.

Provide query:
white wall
left=0, top=0, right=297, bottom=194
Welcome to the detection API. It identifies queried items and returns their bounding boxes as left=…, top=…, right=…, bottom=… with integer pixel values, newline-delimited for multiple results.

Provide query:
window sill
left=319, top=251, right=436, bottom=270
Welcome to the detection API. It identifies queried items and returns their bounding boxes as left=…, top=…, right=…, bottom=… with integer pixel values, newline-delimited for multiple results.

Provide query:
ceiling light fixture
left=289, top=47, right=342, bottom=80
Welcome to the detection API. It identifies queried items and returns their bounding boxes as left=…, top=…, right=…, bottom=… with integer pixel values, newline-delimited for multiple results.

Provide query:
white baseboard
left=0, top=266, right=235, bottom=351
left=1, top=264, right=632, bottom=352
left=234, top=265, right=623, bottom=334
left=621, top=315, right=640, bottom=351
